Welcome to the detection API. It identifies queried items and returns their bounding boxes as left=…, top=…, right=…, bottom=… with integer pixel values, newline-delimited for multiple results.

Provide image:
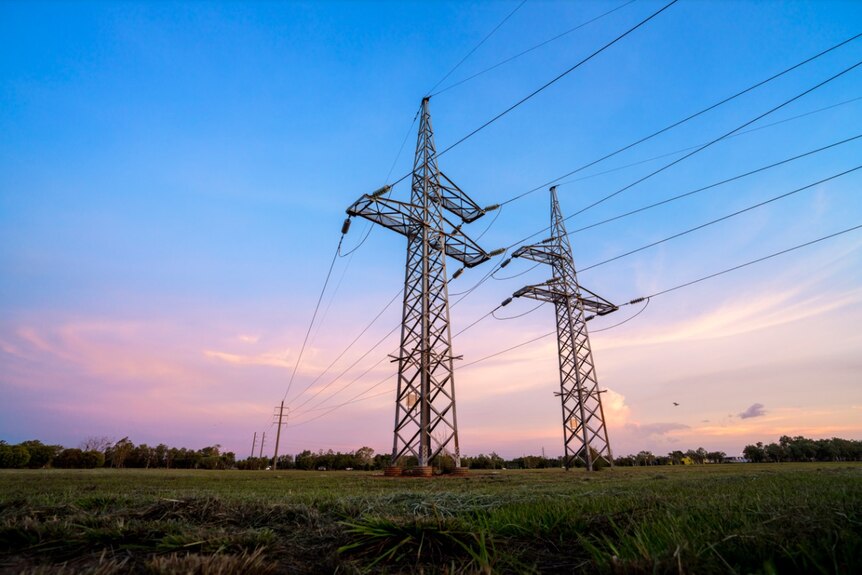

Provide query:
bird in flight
left=673, top=402, right=680, bottom=406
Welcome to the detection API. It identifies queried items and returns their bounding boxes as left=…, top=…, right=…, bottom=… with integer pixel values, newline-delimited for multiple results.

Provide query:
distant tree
left=20, top=440, right=60, bottom=468
left=80, top=450, right=105, bottom=468
left=0, top=444, right=31, bottom=468
left=706, top=451, right=727, bottom=464
left=668, top=450, right=685, bottom=465
left=614, top=455, right=636, bottom=466
left=107, top=437, right=134, bottom=468
left=54, top=448, right=103, bottom=469
left=372, top=454, right=389, bottom=470
left=54, top=448, right=83, bottom=468
left=153, top=444, right=169, bottom=468
left=128, top=444, right=155, bottom=468
left=783, top=436, right=817, bottom=461
left=635, top=451, right=656, bottom=466
left=295, top=450, right=315, bottom=470
left=274, top=454, right=293, bottom=469
left=764, top=442, right=786, bottom=463
left=685, top=448, right=708, bottom=464
left=355, top=446, right=375, bottom=470
left=80, top=436, right=113, bottom=453
left=467, top=454, right=494, bottom=469
left=743, top=442, right=766, bottom=463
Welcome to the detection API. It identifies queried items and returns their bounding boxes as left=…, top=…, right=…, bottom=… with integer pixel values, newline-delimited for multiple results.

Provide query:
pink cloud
left=739, top=403, right=766, bottom=419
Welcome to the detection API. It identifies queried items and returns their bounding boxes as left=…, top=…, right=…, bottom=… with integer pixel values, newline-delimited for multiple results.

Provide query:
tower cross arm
left=578, top=285, right=618, bottom=316
left=512, top=243, right=564, bottom=266
left=346, top=193, right=492, bottom=268
left=513, top=282, right=619, bottom=315
left=434, top=226, right=492, bottom=268
left=346, top=194, right=422, bottom=237
left=513, top=283, right=565, bottom=303
left=437, top=171, right=487, bottom=223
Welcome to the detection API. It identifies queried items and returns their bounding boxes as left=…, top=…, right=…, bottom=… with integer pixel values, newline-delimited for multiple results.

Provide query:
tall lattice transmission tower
left=345, top=97, right=497, bottom=475
left=510, top=186, right=617, bottom=470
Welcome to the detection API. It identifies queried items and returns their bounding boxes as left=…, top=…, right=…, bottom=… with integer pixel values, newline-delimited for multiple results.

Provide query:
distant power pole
left=345, top=97, right=500, bottom=475
left=511, top=187, right=617, bottom=471
left=258, top=432, right=266, bottom=459
left=272, top=401, right=288, bottom=470
left=250, top=432, right=257, bottom=459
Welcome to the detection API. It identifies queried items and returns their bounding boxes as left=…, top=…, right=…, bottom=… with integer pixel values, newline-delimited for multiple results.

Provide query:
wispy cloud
left=599, top=286, right=862, bottom=350
left=624, top=422, right=690, bottom=437
left=203, top=349, right=291, bottom=368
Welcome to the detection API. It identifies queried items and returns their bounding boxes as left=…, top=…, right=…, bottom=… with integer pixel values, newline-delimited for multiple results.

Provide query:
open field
left=1, top=464, right=860, bottom=574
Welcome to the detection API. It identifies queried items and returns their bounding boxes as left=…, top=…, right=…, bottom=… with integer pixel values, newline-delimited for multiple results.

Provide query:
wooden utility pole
left=258, top=432, right=266, bottom=459
left=250, top=432, right=257, bottom=459
left=273, top=401, right=287, bottom=470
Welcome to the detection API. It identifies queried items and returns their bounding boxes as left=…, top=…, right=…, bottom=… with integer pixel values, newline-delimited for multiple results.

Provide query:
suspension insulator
left=370, top=185, right=391, bottom=198
left=489, top=248, right=506, bottom=257
left=483, top=203, right=501, bottom=212
left=629, top=297, right=645, bottom=304
left=499, top=258, right=512, bottom=268
left=341, top=218, right=351, bottom=235
left=585, top=314, right=595, bottom=321
left=501, top=297, right=513, bottom=307
left=452, top=267, right=464, bottom=279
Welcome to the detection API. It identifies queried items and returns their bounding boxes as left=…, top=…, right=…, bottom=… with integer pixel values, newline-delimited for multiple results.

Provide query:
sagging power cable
left=499, top=32, right=862, bottom=207
left=578, top=164, right=862, bottom=273
left=426, top=0, right=528, bottom=97
left=431, top=0, right=637, bottom=97
left=506, top=56, right=862, bottom=250
left=288, top=219, right=862, bottom=425
left=387, top=0, right=679, bottom=189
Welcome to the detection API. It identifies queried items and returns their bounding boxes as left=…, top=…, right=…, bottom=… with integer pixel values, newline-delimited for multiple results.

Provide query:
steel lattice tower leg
left=346, top=98, right=496, bottom=474
left=511, top=187, right=615, bottom=470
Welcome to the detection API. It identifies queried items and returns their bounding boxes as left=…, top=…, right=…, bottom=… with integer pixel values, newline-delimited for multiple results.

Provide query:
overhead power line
left=289, top=288, right=403, bottom=409
left=569, top=134, right=862, bottom=236
left=289, top=321, right=401, bottom=414
left=288, top=257, right=501, bottom=418
left=641, top=223, right=862, bottom=300
left=507, top=56, right=862, bottom=249
left=579, top=164, right=862, bottom=273
left=281, top=235, right=344, bottom=403
left=431, top=0, right=637, bottom=97
left=426, top=0, right=528, bottom=96
left=434, top=0, right=678, bottom=159
left=499, top=33, right=862, bottom=206
left=289, top=221, right=862, bottom=426
left=388, top=0, right=679, bottom=189
left=462, top=222, right=862, bottom=370
left=277, top=29, right=862, bottom=434
left=555, top=96, right=862, bottom=189
left=300, top=125, right=861, bottom=427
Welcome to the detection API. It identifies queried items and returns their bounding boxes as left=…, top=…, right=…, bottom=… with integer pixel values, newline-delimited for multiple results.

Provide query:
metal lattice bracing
left=346, top=98, right=493, bottom=469
left=512, top=187, right=617, bottom=470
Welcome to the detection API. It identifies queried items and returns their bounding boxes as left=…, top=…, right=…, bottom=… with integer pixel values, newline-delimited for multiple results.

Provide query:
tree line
left=742, top=435, right=862, bottom=463
left=614, top=436, right=862, bottom=466
left=0, top=437, right=235, bottom=469
left=1, top=434, right=859, bottom=470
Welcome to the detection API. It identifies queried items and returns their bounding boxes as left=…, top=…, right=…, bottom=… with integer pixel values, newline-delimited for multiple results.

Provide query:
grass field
left=1, top=463, right=860, bottom=574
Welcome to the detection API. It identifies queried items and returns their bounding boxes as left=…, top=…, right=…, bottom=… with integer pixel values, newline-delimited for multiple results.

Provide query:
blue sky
left=2, top=0, right=861, bottom=458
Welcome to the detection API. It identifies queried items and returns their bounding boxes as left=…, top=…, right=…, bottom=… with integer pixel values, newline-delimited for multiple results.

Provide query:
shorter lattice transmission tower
left=509, top=186, right=617, bottom=470
left=344, top=97, right=499, bottom=475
